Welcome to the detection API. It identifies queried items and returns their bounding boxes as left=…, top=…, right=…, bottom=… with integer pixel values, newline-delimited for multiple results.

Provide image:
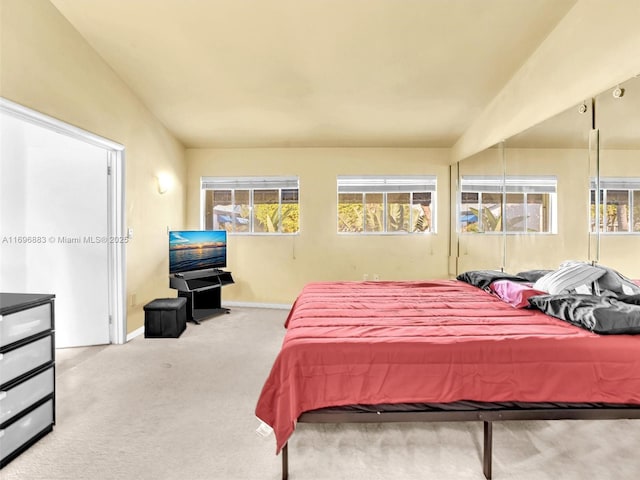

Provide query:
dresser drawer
left=0, top=367, right=54, bottom=425
left=0, top=399, right=54, bottom=465
left=0, top=303, right=52, bottom=348
left=0, top=336, right=53, bottom=387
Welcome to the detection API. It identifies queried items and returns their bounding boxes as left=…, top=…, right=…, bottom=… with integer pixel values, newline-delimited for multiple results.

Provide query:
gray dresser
left=0, top=293, right=55, bottom=468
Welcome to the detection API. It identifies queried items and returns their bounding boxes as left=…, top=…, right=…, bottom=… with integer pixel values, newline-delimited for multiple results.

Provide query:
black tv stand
left=169, top=269, right=234, bottom=323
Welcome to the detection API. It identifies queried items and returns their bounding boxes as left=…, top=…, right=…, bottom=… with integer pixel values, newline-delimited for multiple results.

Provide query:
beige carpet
left=2, top=307, right=639, bottom=480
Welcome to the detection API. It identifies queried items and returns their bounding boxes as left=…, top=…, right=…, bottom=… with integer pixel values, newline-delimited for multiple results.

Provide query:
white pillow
left=533, top=263, right=606, bottom=294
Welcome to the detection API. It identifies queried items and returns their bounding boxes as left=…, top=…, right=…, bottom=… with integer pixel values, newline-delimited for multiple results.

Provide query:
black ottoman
left=144, top=297, right=187, bottom=338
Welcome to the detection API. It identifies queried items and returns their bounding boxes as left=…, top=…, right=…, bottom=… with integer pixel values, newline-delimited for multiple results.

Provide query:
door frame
left=0, top=97, right=127, bottom=344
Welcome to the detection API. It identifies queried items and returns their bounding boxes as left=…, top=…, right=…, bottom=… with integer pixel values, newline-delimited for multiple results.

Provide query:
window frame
left=590, top=177, right=640, bottom=234
left=459, top=175, right=557, bottom=234
left=201, top=176, right=300, bottom=235
left=336, top=175, right=437, bottom=235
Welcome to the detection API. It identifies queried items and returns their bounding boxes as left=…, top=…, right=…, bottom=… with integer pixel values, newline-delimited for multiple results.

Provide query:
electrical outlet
left=373, top=274, right=380, bottom=281
left=130, top=293, right=137, bottom=307
left=363, top=274, right=369, bottom=281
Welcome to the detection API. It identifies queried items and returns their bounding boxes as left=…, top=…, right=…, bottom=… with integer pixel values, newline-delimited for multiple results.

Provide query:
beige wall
left=188, top=145, right=639, bottom=306
left=3, top=0, right=637, bottom=326
left=187, top=148, right=451, bottom=304
left=453, top=0, right=640, bottom=162
left=503, top=148, right=592, bottom=272
left=456, top=147, right=505, bottom=272
left=1, top=0, right=187, bottom=333
left=454, top=147, right=593, bottom=273
left=456, top=145, right=640, bottom=280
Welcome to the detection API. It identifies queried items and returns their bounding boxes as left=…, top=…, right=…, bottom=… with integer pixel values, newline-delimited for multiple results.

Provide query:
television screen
left=169, top=230, right=227, bottom=274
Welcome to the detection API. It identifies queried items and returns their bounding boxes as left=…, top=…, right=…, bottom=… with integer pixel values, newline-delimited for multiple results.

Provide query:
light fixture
left=612, top=86, right=625, bottom=98
left=156, top=173, right=173, bottom=194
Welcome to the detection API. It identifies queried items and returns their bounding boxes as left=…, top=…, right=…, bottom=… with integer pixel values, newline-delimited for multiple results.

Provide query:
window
left=590, top=177, right=640, bottom=233
left=460, top=176, right=557, bottom=233
left=202, top=176, right=299, bottom=234
left=337, top=176, right=436, bottom=234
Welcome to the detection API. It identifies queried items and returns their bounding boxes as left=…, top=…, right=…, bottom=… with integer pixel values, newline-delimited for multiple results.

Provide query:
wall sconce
left=156, top=173, right=173, bottom=195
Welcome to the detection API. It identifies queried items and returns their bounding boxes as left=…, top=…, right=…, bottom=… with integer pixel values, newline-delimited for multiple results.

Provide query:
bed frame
left=280, top=405, right=640, bottom=479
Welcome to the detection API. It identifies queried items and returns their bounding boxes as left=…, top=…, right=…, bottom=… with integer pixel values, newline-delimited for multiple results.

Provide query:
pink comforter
left=255, top=280, right=640, bottom=453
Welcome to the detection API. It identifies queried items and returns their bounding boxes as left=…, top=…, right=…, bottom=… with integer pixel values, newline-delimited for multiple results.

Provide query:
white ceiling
left=50, top=0, right=578, bottom=148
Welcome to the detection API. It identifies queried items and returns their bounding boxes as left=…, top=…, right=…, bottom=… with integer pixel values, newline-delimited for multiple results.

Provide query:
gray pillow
left=594, top=264, right=640, bottom=295
left=618, top=294, right=640, bottom=305
left=529, top=294, right=640, bottom=335
left=456, top=270, right=526, bottom=290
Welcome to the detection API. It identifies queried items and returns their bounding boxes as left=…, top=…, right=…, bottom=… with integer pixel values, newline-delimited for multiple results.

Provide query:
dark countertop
left=0, top=293, right=55, bottom=315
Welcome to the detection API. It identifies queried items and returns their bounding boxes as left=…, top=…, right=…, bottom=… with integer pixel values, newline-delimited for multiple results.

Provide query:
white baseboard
left=126, top=325, right=145, bottom=342
left=222, top=301, right=292, bottom=310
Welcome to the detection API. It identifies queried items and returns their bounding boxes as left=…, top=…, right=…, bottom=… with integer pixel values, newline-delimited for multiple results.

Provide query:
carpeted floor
left=2, top=306, right=639, bottom=480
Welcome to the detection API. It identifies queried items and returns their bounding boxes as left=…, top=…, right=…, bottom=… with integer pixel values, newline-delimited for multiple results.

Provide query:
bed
left=255, top=275, right=640, bottom=479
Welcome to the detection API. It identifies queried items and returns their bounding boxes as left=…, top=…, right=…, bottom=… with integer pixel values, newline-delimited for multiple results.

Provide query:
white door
left=0, top=112, right=111, bottom=347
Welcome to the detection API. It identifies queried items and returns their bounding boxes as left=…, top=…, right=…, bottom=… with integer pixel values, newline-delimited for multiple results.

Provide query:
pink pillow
left=489, top=280, right=546, bottom=308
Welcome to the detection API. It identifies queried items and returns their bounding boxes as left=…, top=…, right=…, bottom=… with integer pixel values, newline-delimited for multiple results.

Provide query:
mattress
left=255, top=280, right=640, bottom=453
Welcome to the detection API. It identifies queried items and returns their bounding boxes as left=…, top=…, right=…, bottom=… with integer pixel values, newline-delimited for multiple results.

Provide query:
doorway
left=0, top=98, right=126, bottom=346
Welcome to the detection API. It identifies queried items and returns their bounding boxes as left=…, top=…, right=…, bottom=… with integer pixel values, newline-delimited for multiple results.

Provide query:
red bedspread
left=255, top=280, right=640, bottom=453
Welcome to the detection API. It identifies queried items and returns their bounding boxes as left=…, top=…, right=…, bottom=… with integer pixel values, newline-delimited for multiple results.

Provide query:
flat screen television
left=169, top=230, right=227, bottom=274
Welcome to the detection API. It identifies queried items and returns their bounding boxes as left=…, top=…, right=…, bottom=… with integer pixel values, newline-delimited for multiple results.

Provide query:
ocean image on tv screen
left=169, top=230, right=227, bottom=274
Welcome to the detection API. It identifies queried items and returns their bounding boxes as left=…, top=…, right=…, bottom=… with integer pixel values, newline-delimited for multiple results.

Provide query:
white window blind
left=590, top=177, right=640, bottom=189
left=337, top=175, right=437, bottom=193
left=201, top=176, right=299, bottom=190
left=461, top=175, right=557, bottom=193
